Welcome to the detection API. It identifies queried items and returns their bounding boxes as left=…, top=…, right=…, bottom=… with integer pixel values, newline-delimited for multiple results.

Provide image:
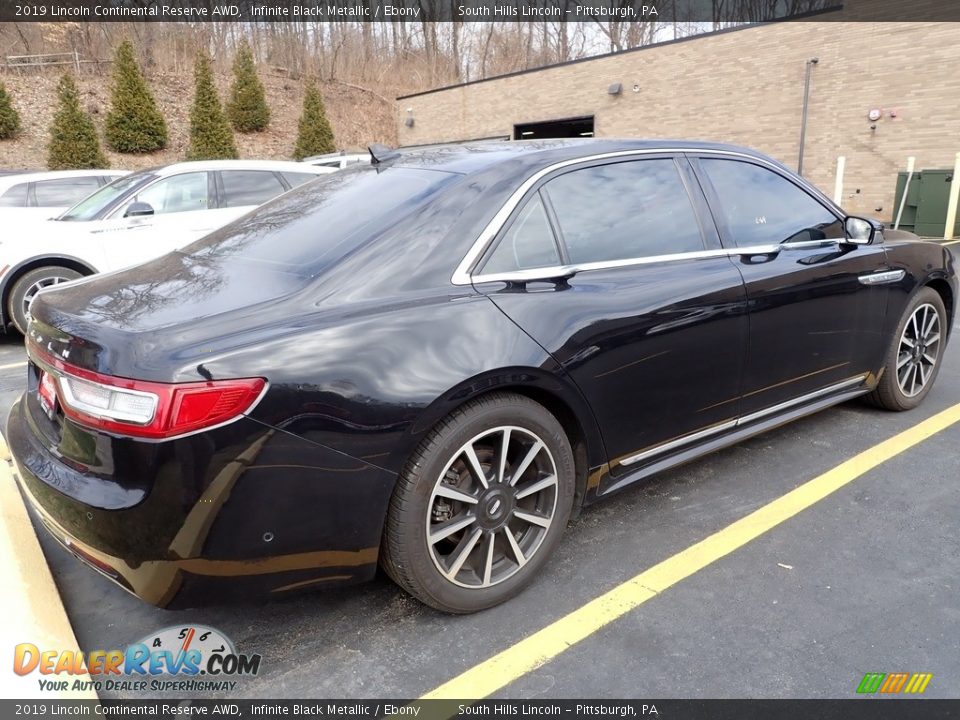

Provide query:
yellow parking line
left=0, top=360, right=26, bottom=371
left=422, top=402, right=960, bottom=700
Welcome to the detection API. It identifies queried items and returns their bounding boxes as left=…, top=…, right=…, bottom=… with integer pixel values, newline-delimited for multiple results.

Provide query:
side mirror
left=124, top=201, right=154, bottom=218
left=844, top=216, right=876, bottom=245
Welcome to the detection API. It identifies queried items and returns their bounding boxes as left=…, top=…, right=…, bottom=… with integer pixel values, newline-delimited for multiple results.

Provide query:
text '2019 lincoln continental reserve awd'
left=7, top=140, right=956, bottom=612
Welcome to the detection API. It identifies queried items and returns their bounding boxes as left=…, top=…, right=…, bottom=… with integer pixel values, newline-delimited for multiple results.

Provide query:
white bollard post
left=894, top=156, right=916, bottom=231
left=944, top=152, right=960, bottom=240
left=833, top=156, right=845, bottom=205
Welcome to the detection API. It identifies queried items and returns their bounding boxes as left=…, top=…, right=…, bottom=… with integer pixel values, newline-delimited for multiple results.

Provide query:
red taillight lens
left=30, top=344, right=265, bottom=440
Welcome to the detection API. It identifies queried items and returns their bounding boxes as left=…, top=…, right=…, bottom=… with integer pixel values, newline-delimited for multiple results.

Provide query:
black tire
left=7, top=266, right=82, bottom=334
left=381, top=392, right=576, bottom=613
left=867, top=286, right=947, bottom=411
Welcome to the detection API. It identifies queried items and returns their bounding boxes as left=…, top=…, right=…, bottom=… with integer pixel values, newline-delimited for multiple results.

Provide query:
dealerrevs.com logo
left=14, top=625, right=261, bottom=693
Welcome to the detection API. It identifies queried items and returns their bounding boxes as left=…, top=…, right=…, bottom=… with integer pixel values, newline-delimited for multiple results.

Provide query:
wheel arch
left=1, top=255, right=98, bottom=330
left=924, top=275, right=954, bottom=337
left=407, top=366, right=607, bottom=516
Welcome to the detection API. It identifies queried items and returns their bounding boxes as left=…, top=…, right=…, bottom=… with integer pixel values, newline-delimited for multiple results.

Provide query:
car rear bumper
left=7, top=396, right=397, bottom=608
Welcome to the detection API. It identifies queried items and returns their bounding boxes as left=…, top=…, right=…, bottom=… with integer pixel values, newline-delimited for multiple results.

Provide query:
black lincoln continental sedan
left=8, top=140, right=956, bottom=612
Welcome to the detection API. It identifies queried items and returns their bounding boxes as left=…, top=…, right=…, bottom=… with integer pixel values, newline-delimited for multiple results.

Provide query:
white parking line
left=0, top=361, right=26, bottom=371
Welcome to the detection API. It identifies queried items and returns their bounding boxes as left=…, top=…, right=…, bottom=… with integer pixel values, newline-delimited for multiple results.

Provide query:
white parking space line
left=0, top=361, right=26, bottom=371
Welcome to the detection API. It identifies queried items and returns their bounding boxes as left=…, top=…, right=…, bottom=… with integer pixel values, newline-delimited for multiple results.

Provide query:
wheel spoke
left=496, top=428, right=511, bottom=484
left=429, top=513, right=476, bottom=544
left=515, top=474, right=558, bottom=500
left=444, top=527, right=483, bottom=579
left=901, top=336, right=915, bottom=349
left=463, top=444, right=490, bottom=489
left=508, top=440, right=544, bottom=486
left=922, top=307, right=936, bottom=337
left=910, top=313, right=920, bottom=341
left=514, top=509, right=551, bottom=528
left=503, top=528, right=526, bottom=567
left=481, top=533, right=495, bottom=587
left=897, top=352, right=912, bottom=369
left=435, top=484, right=479, bottom=505
left=910, top=363, right=919, bottom=395
left=922, top=352, right=937, bottom=365
left=925, top=332, right=940, bottom=347
left=917, top=361, right=929, bottom=387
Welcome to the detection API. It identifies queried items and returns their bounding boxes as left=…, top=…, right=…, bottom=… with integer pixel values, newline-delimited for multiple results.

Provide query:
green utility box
left=892, top=169, right=960, bottom=237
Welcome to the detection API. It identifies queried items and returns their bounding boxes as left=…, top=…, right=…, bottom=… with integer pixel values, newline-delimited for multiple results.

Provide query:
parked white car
left=301, top=151, right=370, bottom=170
left=0, top=159, right=334, bottom=333
left=0, top=169, right=129, bottom=223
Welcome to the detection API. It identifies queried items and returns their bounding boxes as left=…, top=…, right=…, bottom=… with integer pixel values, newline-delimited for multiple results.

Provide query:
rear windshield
left=181, top=167, right=458, bottom=274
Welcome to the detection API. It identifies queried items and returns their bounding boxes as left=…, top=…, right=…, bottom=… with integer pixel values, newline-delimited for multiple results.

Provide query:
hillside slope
left=0, top=70, right=396, bottom=171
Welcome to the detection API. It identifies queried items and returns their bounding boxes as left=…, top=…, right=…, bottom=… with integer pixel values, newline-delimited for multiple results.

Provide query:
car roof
left=153, top=160, right=337, bottom=176
left=390, top=138, right=780, bottom=176
left=0, top=168, right=129, bottom=187
left=302, top=151, right=368, bottom=161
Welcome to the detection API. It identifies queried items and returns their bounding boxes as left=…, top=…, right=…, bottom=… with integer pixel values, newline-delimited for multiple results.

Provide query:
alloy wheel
left=426, top=426, right=559, bottom=589
left=22, top=275, right=72, bottom=325
left=896, top=302, right=941, bottom=398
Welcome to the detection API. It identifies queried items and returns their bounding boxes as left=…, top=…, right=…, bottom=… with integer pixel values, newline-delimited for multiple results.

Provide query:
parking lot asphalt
left=3, top=244, right=959, bottom=700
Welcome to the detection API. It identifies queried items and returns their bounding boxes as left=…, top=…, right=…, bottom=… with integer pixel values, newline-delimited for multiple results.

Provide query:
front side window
left=0, top=182, right=28, bottom=208
left=34, top=176, right=102, bottom=206
left=543, top=159, right=705, bottom=264
left=483, top=194, right=561, bottom=274
left=133, top=172, right=209, bottom=215
left=220, top=171, right=287, bottom=208
left=699, top=159, right=842, bottom=246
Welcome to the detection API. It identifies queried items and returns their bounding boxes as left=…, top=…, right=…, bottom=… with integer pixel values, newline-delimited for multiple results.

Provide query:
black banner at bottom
left=2, top=700, right=958, bottom=720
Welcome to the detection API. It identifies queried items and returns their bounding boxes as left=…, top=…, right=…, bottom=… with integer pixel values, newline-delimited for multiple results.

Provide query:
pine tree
left=47, top=74, right=108, bottom=170
left=226, top=42, right=270, bottom=133
left=0, top=82, right=21, bottom=140
left=293, top=80, right=335, bottom=160
left=105, top=40, right=167, bottom=153
left=187, top=52, right=238, bottom=161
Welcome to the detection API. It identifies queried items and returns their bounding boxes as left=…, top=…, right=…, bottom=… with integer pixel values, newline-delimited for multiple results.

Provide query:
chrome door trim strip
left=736, top=375, right=867, bottom=426
left=619, top=419, right=739, bottom=467
left=451, top=147, right=843, bottom=287
left=858, top=269, right=906, bottom=286
left=618, top=375, right=867, bottom=468
left=469, top=243, right=782, bottom=285
left=780, top=238, right=840, bottom=250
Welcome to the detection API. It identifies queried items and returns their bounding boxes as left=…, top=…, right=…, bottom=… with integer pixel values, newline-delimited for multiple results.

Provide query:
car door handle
left=733, top=244, right=782, bottom=262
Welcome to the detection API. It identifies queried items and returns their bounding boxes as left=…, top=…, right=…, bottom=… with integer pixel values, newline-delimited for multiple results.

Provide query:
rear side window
left=699, top=159, right=842, bottom=246
left=483, top=194, right=561, bottom=274
left=544, top=159, right=705, bottom=264
left=34, top=176, right=102, bottom=206
left=0, top=182, right=28, bottom=207
left=282, top=172, right=320, bottom=188
left=220, top=170, right=287, bottom=208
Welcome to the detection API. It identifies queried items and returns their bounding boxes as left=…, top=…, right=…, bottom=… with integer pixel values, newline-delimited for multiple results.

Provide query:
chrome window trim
left=619, top=375, right=867, bottom=468
left=451, top=148, right=845, bottom=287
left=469, top=244, right=781, bottom=285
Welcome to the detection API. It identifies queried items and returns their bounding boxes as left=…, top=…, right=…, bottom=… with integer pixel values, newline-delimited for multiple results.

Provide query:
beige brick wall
left=398, top=21, right=960, bottom=222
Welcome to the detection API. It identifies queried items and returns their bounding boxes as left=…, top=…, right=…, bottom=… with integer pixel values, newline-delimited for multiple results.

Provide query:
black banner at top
left=3, top=0, right=960, bottom=22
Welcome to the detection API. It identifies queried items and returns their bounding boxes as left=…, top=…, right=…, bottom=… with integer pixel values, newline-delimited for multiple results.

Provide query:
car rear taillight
left=30, top=344, right=265, bottom=440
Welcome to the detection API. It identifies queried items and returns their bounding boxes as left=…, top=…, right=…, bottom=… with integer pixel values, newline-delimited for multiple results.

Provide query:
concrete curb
left=0, top=435, right=98, bottom=700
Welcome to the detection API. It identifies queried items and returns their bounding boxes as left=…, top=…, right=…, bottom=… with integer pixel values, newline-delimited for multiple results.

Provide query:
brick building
left=396, top=13, right=960, bottom=222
